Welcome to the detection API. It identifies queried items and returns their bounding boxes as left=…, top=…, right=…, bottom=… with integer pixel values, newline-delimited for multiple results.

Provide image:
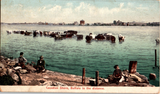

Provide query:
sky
left=1, top=0, right=159, bottom=23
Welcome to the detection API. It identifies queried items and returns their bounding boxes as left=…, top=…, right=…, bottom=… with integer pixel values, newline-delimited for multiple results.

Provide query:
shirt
left=113, top=69, right=122, bottom=78
left=18, top=56, right=27, bottom=63
left=37, top=60, right=45, bottom=68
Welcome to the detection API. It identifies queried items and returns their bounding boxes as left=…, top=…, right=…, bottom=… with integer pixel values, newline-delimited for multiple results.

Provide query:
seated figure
left=112, top=65, right=122, bottom=84
left=18, top=52, right=27, bottom=69
left=37, top=56, right=45, bottom=73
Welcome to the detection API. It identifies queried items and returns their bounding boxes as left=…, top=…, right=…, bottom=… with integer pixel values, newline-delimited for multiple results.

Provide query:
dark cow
left=77, top=35, right=83, bottom=40
left=24, top=31, right=32, bottom=36
left=40, top=31, right=43, bottom=36
left=61, top=33, right=74, bottom=38
left=20, top=31, right=25, bottom=34
left=13, top=31, right=20, bottom=34
left=50, top=32, right=56, bottom=37
left=111, top=36, right=116, bottom=42
left=64, top=30, right=77, bottom=34
left=85, top=36, right=92, bottom=41
left=95, top=34, right=105, bottom=40
left=66, top=33, right=74, bottom=38
left=33, top=31, right=37, bottom=37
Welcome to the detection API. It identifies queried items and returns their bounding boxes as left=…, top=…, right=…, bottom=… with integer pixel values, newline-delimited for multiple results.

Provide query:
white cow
left=6, top=30, right=12, bottom=34
left=118, top=34, right=125, bottom=40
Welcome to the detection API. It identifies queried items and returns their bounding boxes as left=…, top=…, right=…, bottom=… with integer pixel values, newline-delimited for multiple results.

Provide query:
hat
left=40, top=56, right=43, bottom=59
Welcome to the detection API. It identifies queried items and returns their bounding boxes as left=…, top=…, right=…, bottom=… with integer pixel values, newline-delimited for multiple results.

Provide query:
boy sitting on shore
left=112, top=65, right=122, bottom=84
left=37, top=56, right=45, bottom=73
left=18, top=52, right=27, bottom=69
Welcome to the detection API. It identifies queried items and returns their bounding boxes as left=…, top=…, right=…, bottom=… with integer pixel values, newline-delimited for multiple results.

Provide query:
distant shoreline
left=1, top=24, right=159, bottom=26
left=1, top=22, right=160, bottom=26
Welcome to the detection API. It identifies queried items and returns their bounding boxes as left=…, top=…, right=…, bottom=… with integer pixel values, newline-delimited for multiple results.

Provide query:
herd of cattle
left=6, top=30, right=125, bottom=42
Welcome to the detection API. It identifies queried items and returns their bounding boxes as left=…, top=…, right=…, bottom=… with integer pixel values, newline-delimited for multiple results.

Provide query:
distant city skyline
left=1, top=0, right=159, bottom=23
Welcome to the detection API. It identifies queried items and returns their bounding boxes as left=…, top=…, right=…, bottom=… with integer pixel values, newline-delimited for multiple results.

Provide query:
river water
left=1, top=24, right=159, bottom=86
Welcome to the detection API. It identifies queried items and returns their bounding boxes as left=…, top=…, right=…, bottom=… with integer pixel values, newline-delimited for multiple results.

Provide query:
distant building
left=97, top=23, right=100, bottom=26
left=45, top=22, right=48, bottom=25
left=80, top=20, right=85, bottom=25
left=38, top=22, right=44, bottom=25
left=113, top=20, right=117, bottom=25
left=59, top=22, right=65, bottom=25
left=122, top=22, right=125, bottom=26
left=116, top=20, right=124, bottom=25
left=73, top=21, right=78, bottom=25
left=86, top=23, right=90, bottom=26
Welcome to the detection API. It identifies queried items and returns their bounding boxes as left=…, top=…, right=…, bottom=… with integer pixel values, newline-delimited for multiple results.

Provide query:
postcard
left=0, top=0, right=159, bottom=93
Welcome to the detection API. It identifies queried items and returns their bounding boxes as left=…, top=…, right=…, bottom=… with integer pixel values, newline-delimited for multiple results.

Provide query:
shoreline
left=0, top=55, right=91, bottom=86
left=1, top=23, right=160, bottom=27
left=0, top=55, right=156, bottom=87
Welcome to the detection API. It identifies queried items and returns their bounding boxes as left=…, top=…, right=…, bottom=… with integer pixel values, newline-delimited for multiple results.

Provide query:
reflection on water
left=1, top=24, right=159, bottom=86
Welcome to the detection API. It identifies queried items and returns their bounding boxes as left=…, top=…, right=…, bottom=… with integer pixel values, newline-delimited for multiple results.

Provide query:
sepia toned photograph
left=0, top=0, right=159, bottom=93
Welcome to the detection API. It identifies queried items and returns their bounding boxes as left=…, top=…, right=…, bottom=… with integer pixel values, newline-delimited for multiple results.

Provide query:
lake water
left=1, top=24, right=159, bottom=86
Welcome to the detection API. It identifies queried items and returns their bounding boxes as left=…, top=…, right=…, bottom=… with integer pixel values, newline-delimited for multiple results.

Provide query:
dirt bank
left=0, top=56, right=155, bottom=87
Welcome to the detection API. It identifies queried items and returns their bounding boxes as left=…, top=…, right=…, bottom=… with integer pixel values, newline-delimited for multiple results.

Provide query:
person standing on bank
left=113, top=65, right=122, bottom=84
left=18, top=52, right=27, bottom=69
left=37, top=56, right=45, bottom=73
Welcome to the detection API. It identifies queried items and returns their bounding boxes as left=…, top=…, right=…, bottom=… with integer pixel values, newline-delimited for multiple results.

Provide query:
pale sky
left=1, top=0, right=159, bottom=23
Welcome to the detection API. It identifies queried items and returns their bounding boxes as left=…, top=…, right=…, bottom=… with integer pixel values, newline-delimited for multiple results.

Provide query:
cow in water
left=43, top=31, right=49, bottom=36
left=95, top=34, right=105, bottom=40
left=6, top=30, right=12, bottom=34
left=104, top=33, right=112, bottom=40
left=111, top=36, right=116, bottom=42
left=50, top=32, right=56, bottom=37
left=13, top=30, right=22, bottom=34
left=20, top=30, right=25, bottom=34
left=86, top=33, right=93, bottom=42
left=62, top=30, right=77, bottom=38
left=118, top=34, right=125, bottom=41
left=40, top=31, right=43, bottom=36
left=64, top=30, right=77, bottom=35
left=24, top=31, right=32, bottom=36
left=33, top=30, right=43, bottom=37
left=104, top=33, right=116, bottom=42
left=33, top=30, right=37, bottom=37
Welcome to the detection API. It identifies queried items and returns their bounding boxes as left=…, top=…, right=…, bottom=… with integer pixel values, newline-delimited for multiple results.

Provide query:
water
left=1, top=24, right=159, bottom=86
